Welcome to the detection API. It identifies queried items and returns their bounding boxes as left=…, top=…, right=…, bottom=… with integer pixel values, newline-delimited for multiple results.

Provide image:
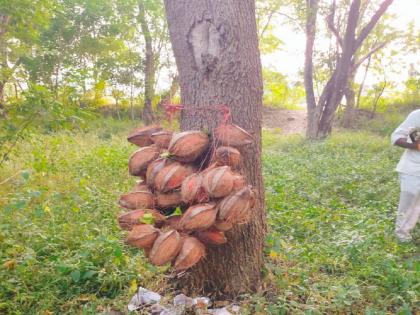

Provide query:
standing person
left=391, top=109, right=420, bottom=242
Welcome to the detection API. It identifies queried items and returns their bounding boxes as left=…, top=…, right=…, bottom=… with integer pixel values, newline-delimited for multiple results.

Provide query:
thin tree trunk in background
left=342, top=78, right=356, bottom=128
left=138, top=0, right=155, bottom=125
left=370, top=81, right=386, bottom=119
left=164, top=0, right=266, bottom=297
left=130, top=82, right=135, bottom=121
left=356, top=55, right=371, bottom=109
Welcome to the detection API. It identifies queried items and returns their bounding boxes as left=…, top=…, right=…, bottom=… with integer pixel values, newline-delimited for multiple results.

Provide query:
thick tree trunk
left=164, top=0, right=266, bottom=297
left=138, top=0, right=155, bottom=124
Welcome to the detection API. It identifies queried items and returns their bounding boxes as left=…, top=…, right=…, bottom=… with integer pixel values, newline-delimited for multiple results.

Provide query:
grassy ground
left=0, top=120, right=419, bottom=314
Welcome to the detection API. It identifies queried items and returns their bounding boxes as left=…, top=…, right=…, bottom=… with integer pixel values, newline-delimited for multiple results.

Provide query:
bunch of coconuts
left=117, top=124, right=256, bottom=272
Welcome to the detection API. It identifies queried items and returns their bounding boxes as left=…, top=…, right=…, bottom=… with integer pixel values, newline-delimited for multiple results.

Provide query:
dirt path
left=262, top=106, right=307, bottom=135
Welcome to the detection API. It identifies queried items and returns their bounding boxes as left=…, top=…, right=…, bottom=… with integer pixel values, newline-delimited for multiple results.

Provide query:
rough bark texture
left=164, top=0, right=265, bottom=297
left=304, top=0, right=393, bottom=138
left=138, top=0, right=155, bottom=124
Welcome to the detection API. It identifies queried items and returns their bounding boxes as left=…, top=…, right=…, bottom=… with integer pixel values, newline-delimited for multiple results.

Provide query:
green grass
left=0, top=121, right=419, bottom=314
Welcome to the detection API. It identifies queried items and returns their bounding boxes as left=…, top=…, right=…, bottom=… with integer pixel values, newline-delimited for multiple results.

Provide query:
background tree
left=164, top=0, right=265, bottom=296
left=304, top=0, right=394, bottom=138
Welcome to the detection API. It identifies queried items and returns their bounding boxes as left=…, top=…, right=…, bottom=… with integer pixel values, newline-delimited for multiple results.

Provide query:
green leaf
left=21, top=170, right=30, bottom=181
left=82, top=270, right=97, bottom=280
left=140, top=213, right=155, bottom=225
left=70, top=270, right=80, bottom=282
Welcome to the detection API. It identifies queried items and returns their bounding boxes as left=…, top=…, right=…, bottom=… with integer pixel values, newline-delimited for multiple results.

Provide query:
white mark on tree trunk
left=188, top=17, right=222, bottom=74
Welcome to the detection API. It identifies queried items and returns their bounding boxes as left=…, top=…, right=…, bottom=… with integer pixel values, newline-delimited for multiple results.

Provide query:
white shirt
left=391, top=109, right=420, bottom=176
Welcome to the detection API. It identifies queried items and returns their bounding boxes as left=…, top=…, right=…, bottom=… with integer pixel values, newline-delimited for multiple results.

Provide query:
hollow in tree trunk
left=164, top=0, right=266, bottom=297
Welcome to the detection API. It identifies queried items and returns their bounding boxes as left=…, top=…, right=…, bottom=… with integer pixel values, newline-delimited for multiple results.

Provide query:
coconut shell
left=214, top=146, right=241, bottom=169
left=118, top=209, right=166, bottom=230
left=213, top=219, right=233, bottom=232
left=168, top=131, right=209, bottom=162
left=181, top=173, right=204, bottom=204
left=118, top=191, right=154, bottom=210
left=128, top=146, right=160, bottom=177
left=179, top=203, right=217, bottom=231
left=155, top=162, right=196, bottom=193
left=214, top=124, right=253, bottom=147
left=151, top=130, right=173, bottom=149
left=149, top=230, right=182, bottom=266
left=165, top=215, right=182, bottom=230
left=125, top=224, right=159, bottom=249
left=132, top=181, right=149, bottom=192
left=127, top=125, right=162, bottom=147
left=218, top=186, right=255, bottom=224
left=146, top=158, right=172, bottom=187
left=232, top=173, right=246, bottom=191
left=156, top=191, right=182, bottom=209
left=202, top=166, right=234, bottom=198
left=174, top=237, right=206, bottom=271
left=196, top=228, right=227, bottom=245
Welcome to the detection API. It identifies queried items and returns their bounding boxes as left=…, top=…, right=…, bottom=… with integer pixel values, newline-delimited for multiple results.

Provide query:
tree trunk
left=138, top=0, right=155, bottom=125
left=164, top=0, right=266, bottom=297
left=356, top=55, right=371, bottom=109
left=370, top=81, right=386, bottom=119
left=342, top=80, right=356, bottom=128
left=0, top=81, right=5, bottom=117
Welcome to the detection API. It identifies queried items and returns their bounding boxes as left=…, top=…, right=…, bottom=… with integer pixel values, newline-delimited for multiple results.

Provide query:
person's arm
left=391, top=111, right=420, bottom=151
left=394, top=138, right=419, bottom=150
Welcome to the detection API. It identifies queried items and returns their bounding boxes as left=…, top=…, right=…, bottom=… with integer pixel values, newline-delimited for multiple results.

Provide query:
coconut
left=151, top=130, right=173, bottom=149
left=181, top=173, right=204, bottom=204
left=131, top=181, right=149, bottom=192
left=196, top=228, right=227, bottom=245
left=232, top=173, right=246, bottom=191
left=214, top=124, right=253, bottom=147
left=213, top=219, right=234, bottom=232
left=127, top=125, right=162, bottom=147
left=118, top=191, right=154, bottom=210
left=125, top=224, right=159, bottom=249
left=149, top=230, right=182, bottom=266
left=214, top=146, right=241, bottom=169
left=165, top=215, right=182, bottom=230
left=168, top=131, right=209, bottom=162
left=156, top=191, right=182, bottom=209
left=146, top=158, right=172, bottom=187
left=202, top=166, right=234, bottom=198
left=174, top=237, right=206, bottom=271
left=128, top=146, right=160, bottom=177
left=155, top=162, right=196, bottom=193
left=118, top=209, right=166, bottom=230
left=179, top=203, right=217, bottom=231
left=218, top=186, right=255, bottom=224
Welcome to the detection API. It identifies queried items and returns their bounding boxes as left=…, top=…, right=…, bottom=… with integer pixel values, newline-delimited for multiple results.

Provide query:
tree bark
left=138, top=0, right=155, bottom=124
left=164, top=0, right=266, bottom=297
left=342, top=77, right=356, bottom=128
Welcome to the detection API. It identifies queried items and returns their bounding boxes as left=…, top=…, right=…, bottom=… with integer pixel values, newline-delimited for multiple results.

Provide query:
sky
left=261, top=0, right=420, bottom=88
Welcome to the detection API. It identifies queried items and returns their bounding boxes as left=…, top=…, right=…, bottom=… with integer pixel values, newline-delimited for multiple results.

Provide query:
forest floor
left=262, top=106, right=307, bottom=134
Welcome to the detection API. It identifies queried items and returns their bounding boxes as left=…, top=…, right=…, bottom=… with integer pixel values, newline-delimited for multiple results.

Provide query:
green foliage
left=1, top=123, right=419, bottom=314
left=263, top=68, right=305, bottom=109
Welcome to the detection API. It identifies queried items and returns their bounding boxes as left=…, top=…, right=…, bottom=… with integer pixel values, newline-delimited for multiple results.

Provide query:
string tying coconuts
left=117, top=106, right=256, bottom=272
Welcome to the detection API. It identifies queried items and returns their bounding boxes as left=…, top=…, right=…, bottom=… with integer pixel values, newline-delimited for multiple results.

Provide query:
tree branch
left=353, top=41, right=388, bottom=69
left=326, top=0, right=343, bottom=48
left=354, top=0, right=394, bottom=51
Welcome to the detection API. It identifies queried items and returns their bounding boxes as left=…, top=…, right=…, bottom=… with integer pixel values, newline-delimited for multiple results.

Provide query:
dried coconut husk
left=128, top=146, right=160, bottom=177
left=165, top=215, right=182, bottom=230
left=131, top=181, right=149, bottom=192
left=168, top=131, right=209, bottom=162
left=214, top=146, right=241, bottom=169
left=151, top=130, right=173, bottom=149
left=125, top=224, right=159, bottom=249
left=218, top=186, right=255, bottom=224
left=146, top=158, right=172, bottom=187
left=149, top=230, right=182, bottom=266
left=181, top=173, right=204, bottom=204
left=127, top=125, right=162, bottom=147
left=118, top=209, right=166, bottom=230
left=174, top=237, right=206, bottom=271
left=202, top=166, right=234, bottom=198
left=196, top=228, right=227, bottom=245
left=232, top=173, right=246, bottom=191
left=179, top=203, right=217, bottom=231
left=213, top=219, right=233, bottom=232
left=214, top=124, right=253, bottom=147
left=155, top=162, right=196, bottom=193
left=118, top=191, right=154, bottom=210
left=156, top=191, right=182, bottom=209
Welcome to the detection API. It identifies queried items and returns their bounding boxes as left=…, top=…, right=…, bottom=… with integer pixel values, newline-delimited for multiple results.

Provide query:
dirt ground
left=262, top=106, right=307, bottom=135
